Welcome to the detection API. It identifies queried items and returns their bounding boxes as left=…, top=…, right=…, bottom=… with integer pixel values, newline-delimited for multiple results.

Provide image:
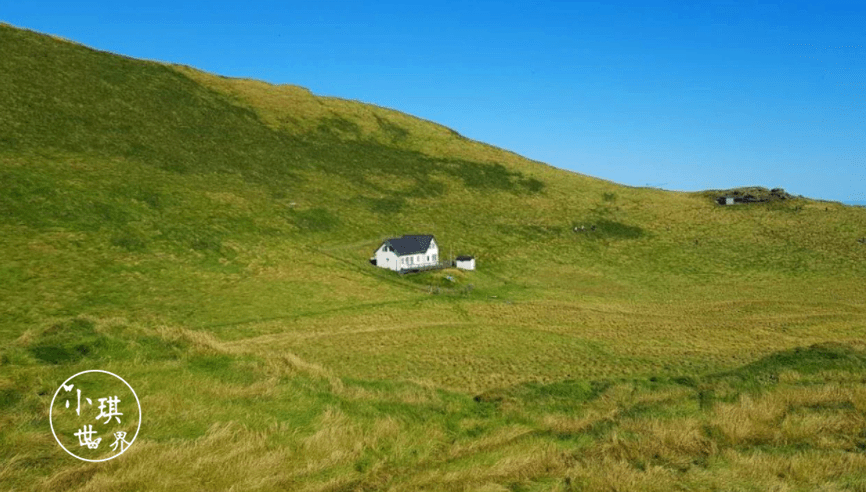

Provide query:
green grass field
left=2, top=23, right=866, bottom=490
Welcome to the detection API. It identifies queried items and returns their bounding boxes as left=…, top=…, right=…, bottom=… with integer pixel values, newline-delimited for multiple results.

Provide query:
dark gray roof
left=456, top=255, right=473, bottom=261
left=382, top=235, right=435, bottom=256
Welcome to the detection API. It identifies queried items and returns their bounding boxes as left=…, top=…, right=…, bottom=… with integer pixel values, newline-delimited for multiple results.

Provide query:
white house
left=455, top=255, right=475, bottom=270
left=373, top=235, right=439, bottom=272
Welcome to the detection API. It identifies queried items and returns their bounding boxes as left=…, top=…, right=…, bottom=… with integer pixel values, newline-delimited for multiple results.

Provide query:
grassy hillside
left=2, top=23, right=866, bottom=490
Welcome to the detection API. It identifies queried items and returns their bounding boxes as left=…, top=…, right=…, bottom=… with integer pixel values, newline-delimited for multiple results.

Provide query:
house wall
left=427, top=240, right=439, bottom=265
left=456, top=258, right=475, bottom=270
left=375, top=247, right=400, bottom=272
left=396, top=246, right=438, bottom=270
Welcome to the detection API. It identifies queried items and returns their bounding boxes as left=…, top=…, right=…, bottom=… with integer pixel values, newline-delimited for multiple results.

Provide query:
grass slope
left=2, top=23, right=866, bottom=490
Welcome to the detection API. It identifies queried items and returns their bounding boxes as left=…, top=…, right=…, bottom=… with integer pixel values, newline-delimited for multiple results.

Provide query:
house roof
left=382, top=235, right=435, bottom=256
left=456, top=255, right=474, bottom=261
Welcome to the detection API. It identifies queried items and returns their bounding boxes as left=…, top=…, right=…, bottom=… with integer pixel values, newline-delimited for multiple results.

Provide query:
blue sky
left=3, top=1, right=865, bottom=202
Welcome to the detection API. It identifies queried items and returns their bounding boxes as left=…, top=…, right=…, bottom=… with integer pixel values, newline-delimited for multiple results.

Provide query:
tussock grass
left=3, top=319, right=866, bottom=490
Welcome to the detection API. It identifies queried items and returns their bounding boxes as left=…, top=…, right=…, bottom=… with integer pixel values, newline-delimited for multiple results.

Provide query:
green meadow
left=2, top=23, right=866, bottom=490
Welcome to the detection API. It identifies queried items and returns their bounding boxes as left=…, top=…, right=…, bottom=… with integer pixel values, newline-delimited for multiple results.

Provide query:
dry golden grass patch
left=301, top=408, right=388, bottom=466
left=535, top=383, right=640, bottom=435
left=67, top=422, right=290, bottom=491
left=260, top=353, right=344, bottom=394
left=154, top=324, right=236, bottom=355
left=718, top=448, right=866, bottom=490
left=562, top=457, right=681, bottom=492
left=541, top=410, right=617, bottom=436
left=711, top=394, right=788, bottom=445
left=395, top=440, right=564, bottom=492
left=779, top=411, right=865, bottom=450
left=606, top=418, right=717, bottom=468
left=561, top=435, right=866, bottom=491
left=710, top=385, right=866, bottom=448
left=35, top=415, right=424, bottom=492
left=141, top=391, right=215, bottom=431
left=445, top=425, right=535, bottom=461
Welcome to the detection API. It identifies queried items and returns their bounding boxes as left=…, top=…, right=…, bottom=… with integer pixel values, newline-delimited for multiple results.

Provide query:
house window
left=432, top=254, right=437, bottom=262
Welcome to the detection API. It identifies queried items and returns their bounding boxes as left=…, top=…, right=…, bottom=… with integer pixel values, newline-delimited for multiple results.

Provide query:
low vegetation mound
left=709, top=186, right=797, bottom=204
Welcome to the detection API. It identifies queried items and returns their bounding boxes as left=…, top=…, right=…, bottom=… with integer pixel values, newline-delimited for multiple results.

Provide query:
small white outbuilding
left=455, top=255, right=475, bottom=271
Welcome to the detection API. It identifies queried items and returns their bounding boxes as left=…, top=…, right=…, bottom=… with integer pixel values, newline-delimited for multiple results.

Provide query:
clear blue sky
left=3, top=1, right=864, bottom=202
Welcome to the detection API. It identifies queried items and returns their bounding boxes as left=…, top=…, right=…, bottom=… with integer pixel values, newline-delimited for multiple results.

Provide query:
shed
left=455, top=255, right=475, bottom=271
